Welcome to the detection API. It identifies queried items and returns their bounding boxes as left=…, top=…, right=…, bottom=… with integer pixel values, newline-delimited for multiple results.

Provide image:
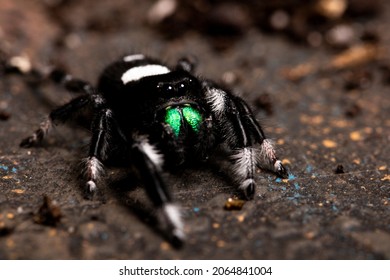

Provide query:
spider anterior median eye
left=165, top=108, right=182, bottom=137
left=164, top=106, right=202, bottom=137
left=182, top=107, right=202, bottom=133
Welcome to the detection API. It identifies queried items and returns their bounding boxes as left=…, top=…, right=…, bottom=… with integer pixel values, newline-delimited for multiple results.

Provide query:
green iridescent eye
left=165, top=108, right=182, bottom=137
left=164, top=106, right=202, bottom=137
left=182, top=107, right=202, bottom=133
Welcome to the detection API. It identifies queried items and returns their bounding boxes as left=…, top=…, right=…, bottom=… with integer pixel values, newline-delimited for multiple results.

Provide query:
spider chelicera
left=8, top=53, right=288, bottom=245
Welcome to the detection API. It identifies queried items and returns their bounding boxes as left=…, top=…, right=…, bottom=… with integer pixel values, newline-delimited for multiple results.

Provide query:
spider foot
left=20, top=119, right=52, bottom=148
left=158, top=204, right=185, bottom=247
left=83, top=181, right=98, bottom=200
left=274, top=159, right=288, bottom=179
left=83, top=156, right=104, bottom=199
left=240, top=179, right=255, bottom=200
left=20, top=133, right=41, bottom=148
left=86, top=180, right=97, bottom=192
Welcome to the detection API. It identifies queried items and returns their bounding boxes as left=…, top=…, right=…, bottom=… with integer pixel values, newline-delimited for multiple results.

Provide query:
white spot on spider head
left=123, top=54, right=145, bottom=62
left=121, top=64, right=170, bottom=84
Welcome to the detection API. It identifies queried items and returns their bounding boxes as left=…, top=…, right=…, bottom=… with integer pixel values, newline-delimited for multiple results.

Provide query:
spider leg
left=234, top=97, right=288, bottom=178
left=132, top=134, right=184, bottom=245
left=20, top=94, right=103, bottom=147
left=204, top=81, right=287, bottom=199
left=20, top=95, right=88, bottom=147
left=83, top=108, right=116, bottom=195
left=225, top=96, right=260, bottom=199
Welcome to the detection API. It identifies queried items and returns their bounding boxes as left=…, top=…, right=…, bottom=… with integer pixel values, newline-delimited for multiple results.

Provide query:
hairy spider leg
left=234, top=97, right=288, bottom=178
left=84, top=108, right=117, bottom=195
left=132, top=134, right=184, bottom=245
left=204, top=81, right=288, bottom=199
left=19, top=91, right=112, bottom=196
left=20, top=94, right=95, bottom=147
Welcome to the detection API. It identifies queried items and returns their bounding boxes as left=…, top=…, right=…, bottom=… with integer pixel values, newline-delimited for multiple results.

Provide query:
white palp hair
left=121, top=64, right=170, bottom=84
left=123, top=54, right=145, bottom=62
left=206, top=88, right=226, bottom=116
left=139, top=140, right=164, bottom=168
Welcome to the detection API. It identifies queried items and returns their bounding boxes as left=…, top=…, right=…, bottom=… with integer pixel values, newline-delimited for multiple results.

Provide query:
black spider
left=7, top=53, right=288, bottom=245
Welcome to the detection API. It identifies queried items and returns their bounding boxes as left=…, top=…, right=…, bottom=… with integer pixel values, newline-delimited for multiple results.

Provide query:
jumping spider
left=10, top=54, right=288, bottom=245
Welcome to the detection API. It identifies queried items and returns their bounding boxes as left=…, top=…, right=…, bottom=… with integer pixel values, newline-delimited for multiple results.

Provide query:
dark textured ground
left=0, top=0, right=389, bottom=259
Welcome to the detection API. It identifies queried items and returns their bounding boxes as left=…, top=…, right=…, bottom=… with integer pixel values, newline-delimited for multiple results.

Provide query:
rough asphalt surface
left=0, top=0, right=389, bottom=259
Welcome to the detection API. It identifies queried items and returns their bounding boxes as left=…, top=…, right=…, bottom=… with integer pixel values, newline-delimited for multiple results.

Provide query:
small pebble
left=224, top=197, right=245, bottom=211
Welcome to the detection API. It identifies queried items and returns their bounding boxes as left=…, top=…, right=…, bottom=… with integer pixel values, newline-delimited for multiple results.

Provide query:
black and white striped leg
left=83, top=109, right=114, bottom=195
left=234, top=97, right=288, bottom=178
left=20, top=95, right=92, bottom=147
left=230, top=147, right=257, bottom=199
left=132, top=135, right=184, bottom=245
left=229, top=98, right=288, bottom=198
left=204, top=82, right=288, bottom=199
left=227, top=97, right=261, bottom=199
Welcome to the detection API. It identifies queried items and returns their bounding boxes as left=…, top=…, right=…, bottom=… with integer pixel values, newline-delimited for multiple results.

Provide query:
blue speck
left=11, top=167, right=17, bottom=173
left=288, top=174, right=296, bottom=181
left=294, top=182, right=300, bottom=190
left=0, top=165, right=9, bottom=171
left=193, top=207, right=200, bottom=213
left=275, top=178, right=282, bottom=183
left=305, top=165, right=313, bottom=173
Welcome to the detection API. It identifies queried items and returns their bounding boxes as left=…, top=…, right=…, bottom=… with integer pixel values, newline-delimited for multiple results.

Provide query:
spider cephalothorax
left=12, top=53, right=288, bottom=245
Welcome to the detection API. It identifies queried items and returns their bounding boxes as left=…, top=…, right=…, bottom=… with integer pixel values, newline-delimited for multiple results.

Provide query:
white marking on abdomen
left=123, top=54, right=145, bottom=62
left=121, top=64, right=170, bottom=84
